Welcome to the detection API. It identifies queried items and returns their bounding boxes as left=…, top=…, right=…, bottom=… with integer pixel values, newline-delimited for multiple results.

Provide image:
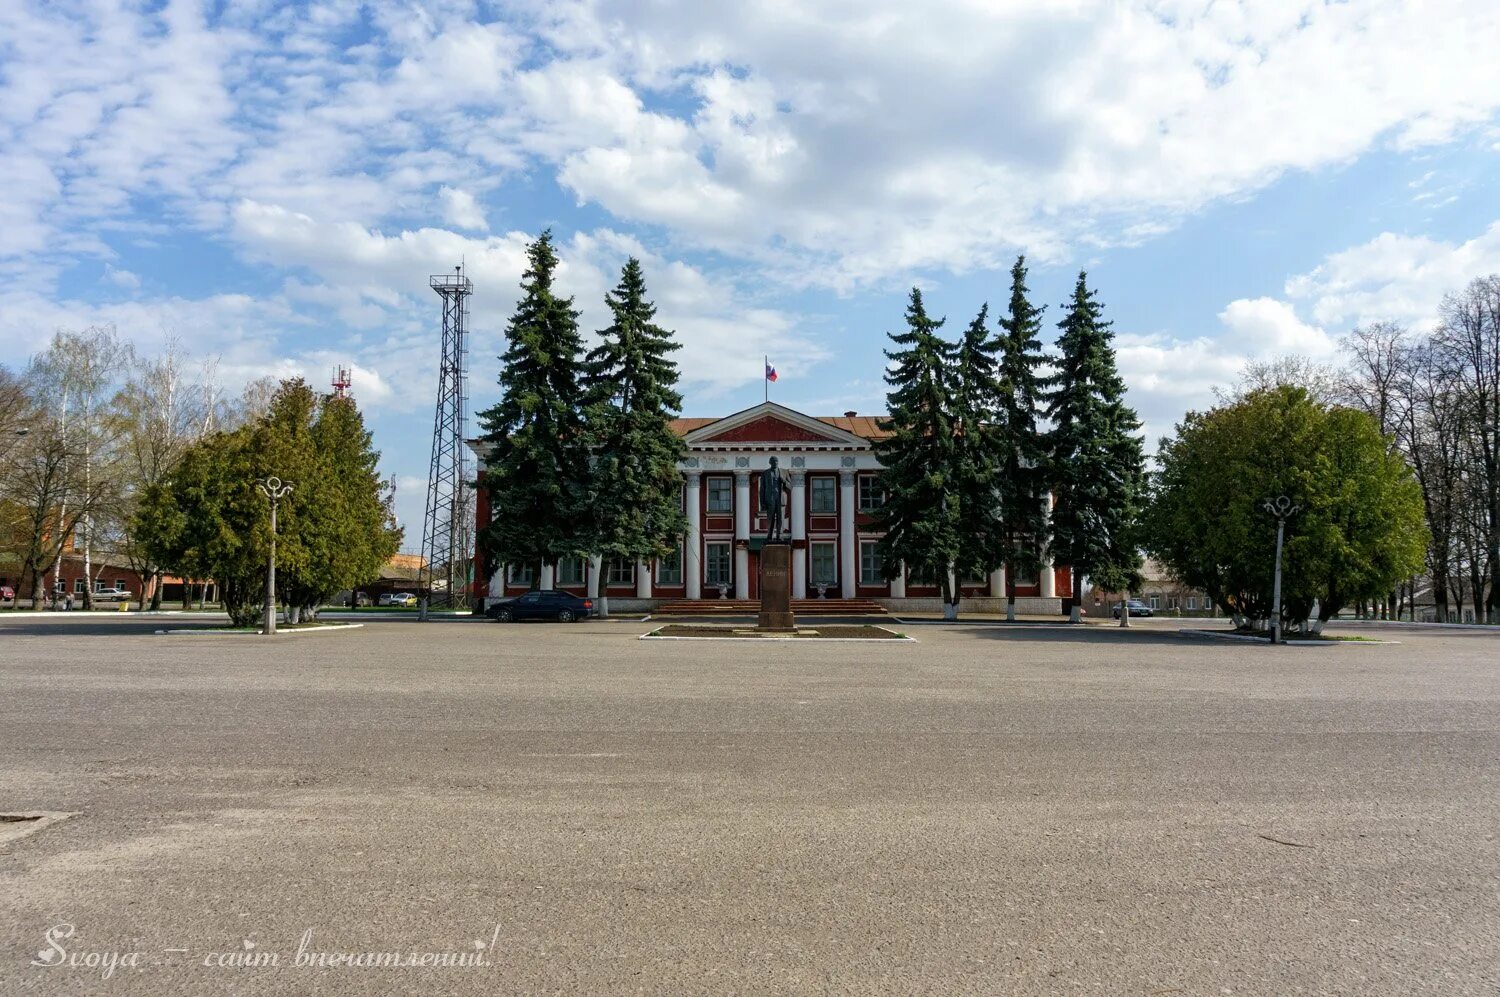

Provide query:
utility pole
left=1262, top=495, right=1300, bottom=644
left=257, top=476, right=293, bottom=635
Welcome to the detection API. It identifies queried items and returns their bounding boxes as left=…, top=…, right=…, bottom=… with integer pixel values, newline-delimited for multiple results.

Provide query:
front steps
left=653, top=598, right=888, bottom=617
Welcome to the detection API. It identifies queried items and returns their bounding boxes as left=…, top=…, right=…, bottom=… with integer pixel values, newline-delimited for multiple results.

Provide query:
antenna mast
left=420, top=264, right=473, bottom=615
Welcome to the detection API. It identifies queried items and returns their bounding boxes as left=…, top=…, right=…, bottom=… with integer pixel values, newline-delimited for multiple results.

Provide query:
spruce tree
left=996, top=255, right=1051, bottom=620
left=581, top=258, right=688, bottom=615
left=872, top=288, right=962, bottom=618
left=1046, top=272, right=1146, bottom=622
left=950, top=303, right=1007, bottom=614
left=476, top=231, right=590, bottom=589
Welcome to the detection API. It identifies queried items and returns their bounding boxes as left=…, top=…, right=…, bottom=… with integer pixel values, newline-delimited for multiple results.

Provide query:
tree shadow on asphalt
left=0, top=618, right=229, bottom=637
left=928, top=623, right=1219, bottom=647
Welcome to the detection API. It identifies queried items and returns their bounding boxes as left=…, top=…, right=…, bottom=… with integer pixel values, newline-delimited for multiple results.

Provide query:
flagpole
left=764, top=355, right=769, bottom=403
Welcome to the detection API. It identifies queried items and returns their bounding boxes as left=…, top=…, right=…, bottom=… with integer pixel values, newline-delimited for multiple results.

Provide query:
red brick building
left=470, top=401, right=1070, bottom=612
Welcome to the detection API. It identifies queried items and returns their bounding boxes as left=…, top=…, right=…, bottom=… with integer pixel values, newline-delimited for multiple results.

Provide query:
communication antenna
left=331, top=365, right=352, bottom=399
left=420, top=263, right=473, bottom=614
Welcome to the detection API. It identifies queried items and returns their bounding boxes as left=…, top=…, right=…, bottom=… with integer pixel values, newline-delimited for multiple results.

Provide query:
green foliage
left=135, top=379, right=401, bottom=626
left=995, top=256, right=1051, bottom=595
left=950, top=303, right=1007, bottom=584
left=1146, top=386, right=1429, bottom=626
left=136, top=424, right=266, bottom=625
left=872, top=289, right=961, bottom=605
left=581, top=258, right=688, bottom=564
left=1047, top=272, right=1145, bottom=603
left=475, top=231, right=591, bottom=585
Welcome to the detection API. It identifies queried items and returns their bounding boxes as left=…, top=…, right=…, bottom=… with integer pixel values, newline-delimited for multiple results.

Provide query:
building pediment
left=682, top=402, right=871, bottom=448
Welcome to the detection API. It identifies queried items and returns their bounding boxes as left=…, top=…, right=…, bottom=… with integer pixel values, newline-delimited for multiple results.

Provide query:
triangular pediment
left=683, top=402, right=870, bottom=447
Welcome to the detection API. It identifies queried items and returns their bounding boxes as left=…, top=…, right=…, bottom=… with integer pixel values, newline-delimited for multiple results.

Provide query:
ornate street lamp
left=1261, top=495, right=1300, bottom=644
left=256, top=476, right=293, bottom=635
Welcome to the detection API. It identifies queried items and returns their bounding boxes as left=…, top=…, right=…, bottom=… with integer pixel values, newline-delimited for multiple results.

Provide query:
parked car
left=1112, top=599, right=1154, bottom=619
left=353, top=591, right=373, bottom=607
left=486, top=590, right=593, bottom=623
left=91, top=587, right=133, bottom=604
left=0, top=585, right=15, bottom=605
left=378, top=592, right=418, bottom=607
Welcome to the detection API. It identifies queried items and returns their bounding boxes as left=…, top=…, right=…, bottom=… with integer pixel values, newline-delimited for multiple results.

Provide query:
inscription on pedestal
left=758, top=542, right=796, bottom=631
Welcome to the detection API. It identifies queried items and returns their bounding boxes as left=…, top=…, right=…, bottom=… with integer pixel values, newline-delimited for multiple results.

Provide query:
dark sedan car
left=486, top=590, right=593, bottom=623
left=1112, top=599, right=1154, bottom=619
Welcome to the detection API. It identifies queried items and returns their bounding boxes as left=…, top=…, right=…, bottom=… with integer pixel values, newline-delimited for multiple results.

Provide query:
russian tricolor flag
left=765, top=358, right=778, bottom=382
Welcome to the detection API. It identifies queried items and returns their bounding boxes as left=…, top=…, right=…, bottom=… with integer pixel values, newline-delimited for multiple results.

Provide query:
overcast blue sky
left=4, top=1, right=1499, bottom=538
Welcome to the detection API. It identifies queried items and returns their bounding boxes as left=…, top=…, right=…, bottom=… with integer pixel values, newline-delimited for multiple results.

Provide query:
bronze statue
left=759, top=457, right=791, bottom=542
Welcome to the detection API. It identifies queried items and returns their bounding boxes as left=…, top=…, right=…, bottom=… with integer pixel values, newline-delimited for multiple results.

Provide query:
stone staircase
left=652, top=598, right=888, bottom=617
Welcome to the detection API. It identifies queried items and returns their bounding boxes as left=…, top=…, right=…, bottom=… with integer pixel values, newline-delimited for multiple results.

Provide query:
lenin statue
left=760, top=457, right=791, bottom=542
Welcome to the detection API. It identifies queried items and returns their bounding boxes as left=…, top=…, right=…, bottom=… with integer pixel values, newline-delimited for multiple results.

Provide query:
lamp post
left=1261, top=495, right=1299, bottom=644
left=256, top=476, right=293, bottom=635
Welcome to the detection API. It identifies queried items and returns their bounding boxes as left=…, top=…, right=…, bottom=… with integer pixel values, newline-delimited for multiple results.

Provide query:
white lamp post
left=1261, top=495, right=1299, bottom=645
left=256, top=476, right=293, bottom=635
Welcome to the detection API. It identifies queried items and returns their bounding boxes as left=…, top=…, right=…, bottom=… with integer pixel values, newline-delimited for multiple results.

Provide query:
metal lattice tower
left=420, top=265, right=473, bottom=613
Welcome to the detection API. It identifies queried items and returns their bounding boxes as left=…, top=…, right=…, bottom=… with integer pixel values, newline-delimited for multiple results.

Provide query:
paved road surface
left=0, top=616, right=1496, bottom=994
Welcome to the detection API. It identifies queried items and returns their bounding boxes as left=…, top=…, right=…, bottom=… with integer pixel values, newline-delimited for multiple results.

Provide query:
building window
left=706, top=477, right=732, bottom=513
left=75, top=578, right=88, bottom=593
left=1010, top=555, right=1037, bottom=587
left=114, top=579, right=127, bottom=591
left=657, top=547, right=683, bottom=586
left=1166, top=595, right=1179, bottom=610
left=858, top=475, right=887, bottom=511
left=908, top=563, right=938, bottom=586
left=1186, top=596, right=1197, bottom=610
left=1149, top=596, right=1160, bottom=610
left=557, top=557, right=585, bottom=586
left=508, top=563, right=533, bottom=586
left=607, top=558, right=634, bottom=586
left=705, top=542, right=732, bottom=587
left=53, top=579, right=65, bottom=593
left=859, top=541, right=884, bottom=586
left=809, top=476, right=837, bottom=514
left=810, top=541, right=837, bottom=587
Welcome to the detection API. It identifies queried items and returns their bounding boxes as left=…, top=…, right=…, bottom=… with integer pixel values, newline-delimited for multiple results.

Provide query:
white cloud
left=1285, top=221, right=1500, bottom=330
left=103, top=264, right=140, bottom=289
left=5, top=1, right=1498, bottom=293
left=532, top=0, right=1500, bottom=284
left=438, top=186, right=487, bottom=231
left=1216, top=297, right=1336, bottom=358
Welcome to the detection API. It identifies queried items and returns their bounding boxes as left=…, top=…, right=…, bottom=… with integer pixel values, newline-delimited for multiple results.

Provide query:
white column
left=540, top=563, right=556, bottom=590
left=790, top=471, right=807, bottom=598
left=890, top=562, right=906, bottom=599
left=636, top=559, right=651, bottom=598
left=684, top=472, right=702, bottom=600
left=839, top=470, right=856, bottom=598
left=988, top=567, right=1005, bottom=598
left=1039, top=492, right=1057, bottom=599
left=734, top=470, right=751, bottom=599
left=586, top=555, right=602, bottom=599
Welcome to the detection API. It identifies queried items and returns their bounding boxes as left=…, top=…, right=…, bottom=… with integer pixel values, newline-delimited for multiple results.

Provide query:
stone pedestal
left=757, top=542, right=796, bottom=631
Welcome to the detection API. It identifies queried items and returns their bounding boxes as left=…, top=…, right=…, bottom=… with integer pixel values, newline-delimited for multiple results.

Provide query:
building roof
left=668, top=413, right=893, bottom=440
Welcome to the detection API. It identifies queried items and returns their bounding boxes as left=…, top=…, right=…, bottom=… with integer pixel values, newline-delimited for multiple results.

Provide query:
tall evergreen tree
left=476, top=231, right=590, bottom=589
left=1046, top=272, right=1146, bottom=623
left=581, top=258, right=688, bottom=615
left=950, top=303, right=1007, bottom=612
left=872, top=288, right=963, bottom=618
left=995, top=255, right=1051, bottom=620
